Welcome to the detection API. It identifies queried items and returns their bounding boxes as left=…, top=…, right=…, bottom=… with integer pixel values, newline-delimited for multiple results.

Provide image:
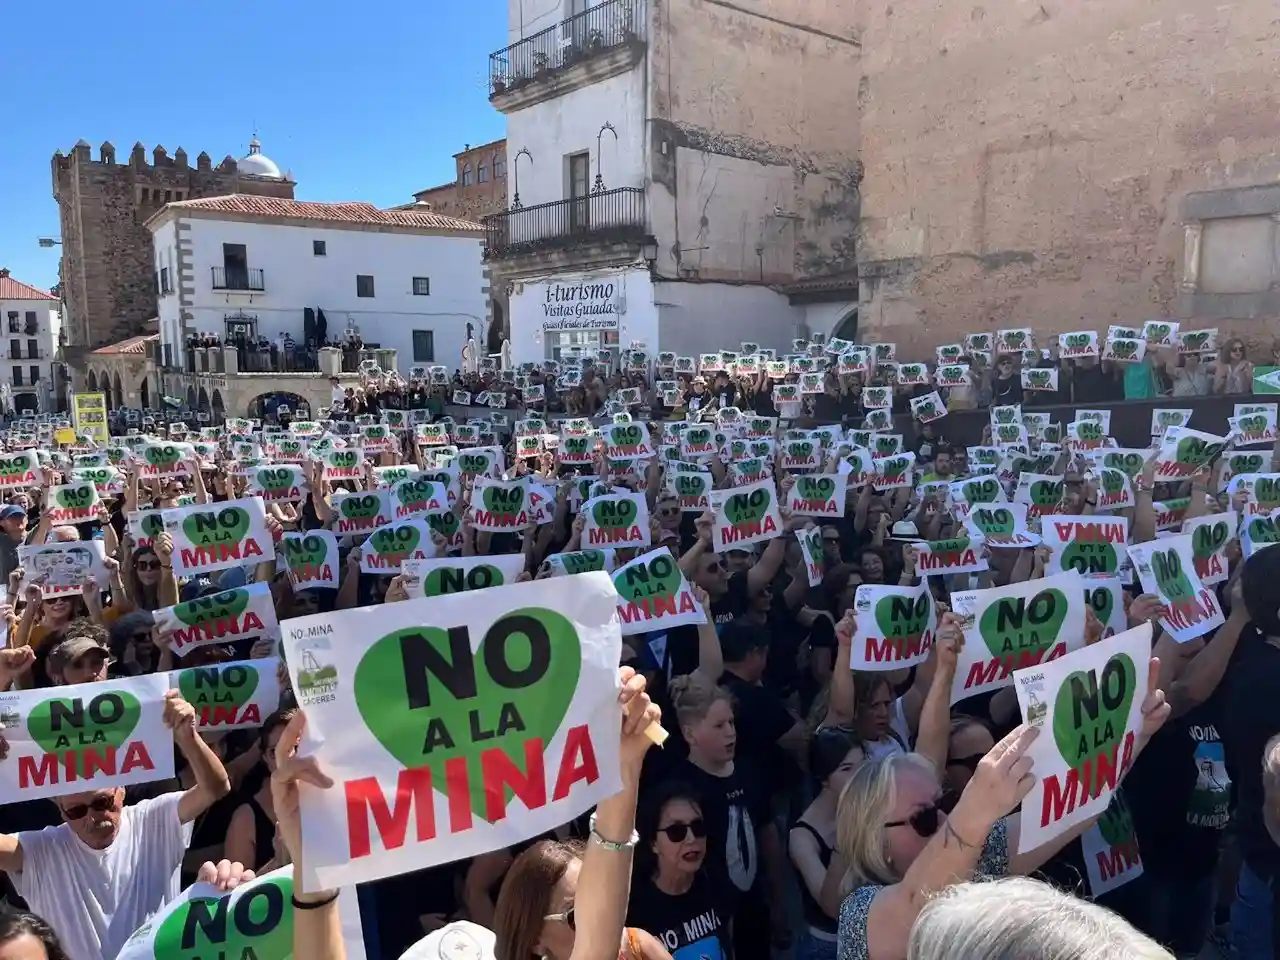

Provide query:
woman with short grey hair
left=906, top=876, right=1173, bottom=959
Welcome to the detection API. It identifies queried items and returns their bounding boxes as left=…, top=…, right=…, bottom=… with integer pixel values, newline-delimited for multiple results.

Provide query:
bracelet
left=588, top=812, right=639, bottom=851
left=291, top=891, right=340, bottom=910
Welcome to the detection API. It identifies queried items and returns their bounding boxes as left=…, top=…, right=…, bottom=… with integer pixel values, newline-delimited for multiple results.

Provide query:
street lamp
left=593, top=122, right=617, bottom=193
left=37, top=238, right=62, bottom=248
left=511, top=148, right=533, bottom=211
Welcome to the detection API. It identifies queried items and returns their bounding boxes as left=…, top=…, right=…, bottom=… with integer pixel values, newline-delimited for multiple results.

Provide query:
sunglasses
left=59, top=794, right=117, bottom=821
left=884, top=791, right=959, bottom=838
left=543, top=905, right=576, bottom=931
left=46, top=596, right=72, bottom=605
left=135, top=559, right=161, bottom=571
left=658, top=818, right=707, bottom=843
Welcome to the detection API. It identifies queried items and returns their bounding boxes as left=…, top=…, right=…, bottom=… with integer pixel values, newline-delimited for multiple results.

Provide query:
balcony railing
left=483, top=187, right=646, bottom=259
left=211, top=266, right=266, bottom=292
left=489, top=0, right=645, bottom=96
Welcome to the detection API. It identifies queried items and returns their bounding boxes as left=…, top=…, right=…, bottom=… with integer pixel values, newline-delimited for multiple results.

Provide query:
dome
left=237, top=137, right=282, bottom=178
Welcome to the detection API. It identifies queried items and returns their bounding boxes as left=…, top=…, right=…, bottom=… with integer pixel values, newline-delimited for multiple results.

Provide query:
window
left=494, top=155, right=506, bottom=178
left=356, top=274, right=376, bottom=298
left=7, top=341, right=17, bottom=360
left=26, top=340, right=37, bottom=360
left=412, top=276, right=431, bottom=296
left=29, top=366, right=39, bottom=385
left=7, top=313, right=18, bottom=334
left=462, top=163, right=473, bottom=186
left=164, top=190, right=172, bottom=203
left=11, top=367, right=21, bottom=387
left=23, top=312, right=36, bottom=334
left=160, top=267, right=172, bottom=294
left=313, top=240, right=327, bottom=256
left=412, top=330, right=435, bottom=362
left=478, top=165, right=489, bottom=183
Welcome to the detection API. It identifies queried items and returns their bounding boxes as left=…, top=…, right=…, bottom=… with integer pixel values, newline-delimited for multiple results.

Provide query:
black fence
left=211, top=266, right=266, bottom=292
left=489, top=0, right=645, bottom=96
left=483, top=186, right=646, bottom=258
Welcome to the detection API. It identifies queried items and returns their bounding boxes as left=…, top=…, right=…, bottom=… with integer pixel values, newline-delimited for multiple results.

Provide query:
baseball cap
left=48, top=635, right=110, bottom=672
left=399, top=922, right=496, bottom=960
left=0, top=504, right=25, bottom=521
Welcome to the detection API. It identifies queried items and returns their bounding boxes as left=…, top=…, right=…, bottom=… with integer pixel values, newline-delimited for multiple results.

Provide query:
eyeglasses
left=543, top=905, right=576, bottom=931
left=884, top=792, right=958, bottom=838
left=135, top=559, right=161, bottom=571
left=658, top=819, right=707, bottom=843
left=59, top=794, right=117, bottom=821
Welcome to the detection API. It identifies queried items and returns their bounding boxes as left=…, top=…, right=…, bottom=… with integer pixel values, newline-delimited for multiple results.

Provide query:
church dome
left=237, top=137, right=283, bottom=178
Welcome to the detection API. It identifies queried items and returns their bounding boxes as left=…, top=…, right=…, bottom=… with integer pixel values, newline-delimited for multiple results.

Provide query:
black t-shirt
left=1221, top=629, right=1280, bottom=870
left=991, top=375, right=1023, bottom=406
left=626, top=869, right=734, bottom=960
left=1125, top=693, right=1229, bottom=877
left=668, top=758, right=771, bottom=898
left=1071, top=364, right=1123, bottom=403
left=720, top=670, right=799, bottom=790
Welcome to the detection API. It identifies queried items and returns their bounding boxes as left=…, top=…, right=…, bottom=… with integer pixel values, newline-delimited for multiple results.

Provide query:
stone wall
left=52, top=142, right=296, bottom=358
left=413, top=140, right=508, bottom=223
left=856, top=0, right=1280, bottom=357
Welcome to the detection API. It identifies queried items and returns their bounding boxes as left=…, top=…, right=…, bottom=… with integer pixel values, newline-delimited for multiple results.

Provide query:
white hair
left=907, top=877, right=1172, bottom=960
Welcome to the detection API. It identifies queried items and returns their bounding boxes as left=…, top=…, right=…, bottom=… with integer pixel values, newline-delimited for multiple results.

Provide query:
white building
left=146, top=193, right=489, bottom=377
left=484, top=0, right=862, bottom=364
left=0, top=269, right=64, bottom=414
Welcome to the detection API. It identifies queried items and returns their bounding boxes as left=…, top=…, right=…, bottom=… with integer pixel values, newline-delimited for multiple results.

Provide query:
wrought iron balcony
left=483, top=187, right=646, bottom=259
left=211, top=266, right=265, bottom=292
left=489, top=0, right=645, bottom=97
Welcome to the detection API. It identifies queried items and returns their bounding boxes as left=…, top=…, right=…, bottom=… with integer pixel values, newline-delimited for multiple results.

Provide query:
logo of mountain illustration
left=55, top=485, right=95, bottom=509
left=296, top=647, right=339, bottom=698
left=1110, top=340, right=1138, bottom=358
left=28, top=690, right=141, bottom=760
left=353, top=609, right=581, bottom=820
left=1066, top=333, right=1091, bottom=349
left=1052, top=653, right=1136, bottom=795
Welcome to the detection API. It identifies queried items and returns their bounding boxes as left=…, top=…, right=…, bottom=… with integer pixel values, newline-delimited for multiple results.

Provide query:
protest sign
left=872, top=453, right=914, bottom=490
left=909, top=392, right=947, bottom=423
left=708, top=478, right=784, bottom=553
left=333, top=491, right=393, bottom=538
left=950, top=571, right=1086, bottom=704
left=171, top=658, right=281, bottom=730
left=581, top=492, right=651, bottom=548
left=1183, top=512, right=1235, bottom=586
left=963, top=502, right=1040, bottom=547
left=1128, top=534, right=1225, bottom=642
left=671, top=471, right=713, bottom=512
left=914, top=535, right=988, bottom=576
left=1041, top=516, right=1130, bottom=578
left=1059, top=331, right=1099, bottom=359
left=544, top=549, right=616, bottom=577
left=613, top=548, right=707, bottom=636
left=1095, top=468, right=1135, bottom=511
left=137, top=442, right=193, bottom=479
left=1081, top=793, right=1144, bottom=897
left=282, top=575, right=624, bottom=890
left=780, top=437, right=822, bottom=471
left=1083, top=577, right=1128, bottom=640
left=601, top=421, right=654, bottom=460
left=0, top=673, right=174, bottom=803
left=798, top=527, right=824, bottom=587
left=403, top=554, right=527, bottom=598
left=246, top=465, right=310, bottom=504
left=471, top=480, right=534, bottom=531
left=163, top=497, right=275, bottom=576
left=156, top=582, right=282, bottom=656
left=0, top=450, right=39, bottom=489
left=359, top=519, right=437, bottom=574
left=322, top=448, right=365, bottom=481
left=45, top=481, right=100, bottom=524
left=280, top=530, right=340, bottom=590
left=389, top=479, right=449, bottom=521
left=129, top=508, right=166, bottom=550
left=787, top=473, right=846, bottom=517
left=1013, top=623, right=1150, bottom=853
left=1154, top=427, right=1226, bottom=481
left=18, top=539, right=108, bottom=598
left=850, top=582, right=937, bottom=671
left=1013, top=473, right=1066, bottom=520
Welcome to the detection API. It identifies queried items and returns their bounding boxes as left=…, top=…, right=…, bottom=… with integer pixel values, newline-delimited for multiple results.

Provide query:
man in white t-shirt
left=0, top=664, right=231, bottom=960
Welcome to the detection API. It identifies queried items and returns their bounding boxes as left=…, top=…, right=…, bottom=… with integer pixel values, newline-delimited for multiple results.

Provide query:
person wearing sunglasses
left=626, top=782, right=731, bottom=960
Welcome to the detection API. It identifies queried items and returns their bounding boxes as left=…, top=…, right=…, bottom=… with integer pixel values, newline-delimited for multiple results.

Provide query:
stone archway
left=111, top=373, right=123, bottom=410
left=832, top=307, right=859, bottom=343
left=197, top=386, right=210, bottom=411
left=12, top=392, right=39, bottom=415
left=140, top=377, right=151, bottom=411
left=87, top=369, right=99, bottom=393
left=186, top=386, right=197, bottom=410
left=212, top=389, right=225, bottom=422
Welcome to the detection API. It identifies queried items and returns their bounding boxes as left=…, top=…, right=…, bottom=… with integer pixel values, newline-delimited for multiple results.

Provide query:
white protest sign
left=964, top=502, right=1040, bottom=548
left=282, top=575, right=624, bottom=891
left=1127, top=534, right=1225, bottom=642
left=581, top=492, right=652, bottom=549
left=45, top=481, right=100, bottom=524
left=708, top=478, right=784, bottom=553
left=333, top=490, right=393, bottom=538
left=470, top=480, right=534, bottom=532
left=403, top=554, right=527, bottom=599
left=543, top=549, right=616, bottom=577
left=359, top=519, right=437, bottom=574
left=850, top=582, right=937, bottom=671
left=798, top=528, right=824, bottom=587
left=137, top=441, right=194, bottom=478
left=170, top=658, right=281, bottom=730
left=163, top=497, right=275, bottom=576
left=0, top=450, right=39, bottom=489
left=1013, top=622, right=1151, bottom=853
left=0, top=673, right=175, bottom=803
left=155, top=581, right=282, bottom=656
left=1181, top=512, right=1235, bottom=586
left=245, top=464, right=311, bottom=504
left=612, top=548, right=707, bottom=636
left=914, top=535, right=988, bottom=577
left=280, top=530, right=340, bottom=590
left=1041, top=516, right=1130, bottom=579
left=787, top=473, right=846, bottom=518
left=18, top=539, right=109, bottom=598
left=950, top=571, right=1086, bottom=704
left=1081, top=793, right=1145, bottom=897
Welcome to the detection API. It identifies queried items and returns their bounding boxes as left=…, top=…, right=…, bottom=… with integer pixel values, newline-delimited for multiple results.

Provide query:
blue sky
left=0, top=0, right=507, bottom=292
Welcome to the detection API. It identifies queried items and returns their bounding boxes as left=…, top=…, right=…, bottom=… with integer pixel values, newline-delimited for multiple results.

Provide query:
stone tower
left=51, top=138, right=296, bottom=365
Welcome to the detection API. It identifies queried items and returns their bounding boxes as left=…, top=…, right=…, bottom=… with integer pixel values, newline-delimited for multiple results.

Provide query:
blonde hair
left=835, top=752, right=936, bottom=894
left=668, top=672, right=733, bottom=731
left=907, top=877, right=1172, bottom=959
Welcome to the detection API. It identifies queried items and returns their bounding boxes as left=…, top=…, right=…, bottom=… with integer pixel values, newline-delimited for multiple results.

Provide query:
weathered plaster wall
left=857, top=0, right=1280, bottom=355
left=648, top=0, right=862, bottom=283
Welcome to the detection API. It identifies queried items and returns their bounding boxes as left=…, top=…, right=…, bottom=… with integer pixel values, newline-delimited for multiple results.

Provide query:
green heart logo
left=1062, top=540, right=1119, bottom=575
left=1030, top=480, right=1063, bottom=506
left=1158, top=411, right=1184, bottom=427
left=674, top=474, right=706, bottom=497
left=341, top=494, right=383, bottom=520
left=1077, top=422, right=1103, bottom=441
left=1248, top=515, right=1280, bottom=547
left=1257, top=477, right=1280, bottom=505
left=174, top=589, right=251, bottom=627
left=1175, top=435, right=1219, bottom=467
left=1103, top=452, right=1145, bottom=477
left=615, top=553, right=682, bottom=602
left=1112, top=340, right=1137, bottom=358
left=153, top=873, right=293, bottom=960
left=28, top=690, right=142, bottom=759
left=284, top=534, right=329, bottom=569
left=970, top=507, right=1015, bottom=536
left=55, top=485, right=95, bottom=509
left=179, top=663, right=260, bottom=715
left=916, top=400, right=938, bottom=418
left=1097, top=795, right=1135, bottom=847
left=1052, top=652, right=1138, bottom=795
left=1241, top=415, right=1267, bottom=434
left=459, top=453, right=492, bottom=476
left=181, top=507, right=251, bottom=547
left=901, top=364, right=924, bottom=379
left=875, top=437, right=897, bottom=455
left=1084, top=583, right=1115, bottom=627
left=330, top=451, right=359, bottom=469
left=788, top=441, right=814, bottom=458
left=140, top=513, right=165, bottom=538
left=1150, top=548, right=1197, bottom=601
left=424, top=563, right=511, bottom=596
left=996, top=424, right=1021, bottom=443
left=879, top=455, right=912, bottom=477
left=1028, top=371, right=1050, bottom=386
left=396, top=479, right=436, bottom=509
left=1184, top=332, right=1210, bottom=350
left=145, top=445, right=182, bottom=466
left=686, top=428, right=711, bottom=445
left=724, top=488, right=771, bottom=525
left=1149, top=323, right=1171, bottom=340
left=256, top=468, right=295, bottom=492
left=563, top=437, right=590, bottom=457
left=557, top=550, right=608, bottom=574
left=1006, top=331, right=1027, bottom=347
left=0, top=454, right=32, bottom=477
left=874, top=591, right=931, bottom=644
left=978, top=588, right=1068, bottom=659
left=1193, top=521, right=1230, bottom=559
left=796, top=476, right=835, bottom=502
left=964, top=478, right=999, bottom=504
left=611, top=424, right=643, bottom=447
left=1066, top=333, right=1090, bottom=348
left=482, top=485, right=525, bottom=518
left=427, top=511, right=460, bottom=539
left=941, top=366, right=962, bottom=380
left=370, top=524, right=422, bottom=557
left=353, top=608, right=581, bottom=819
left=592, top=497, right=637, bottom=529
left=1100, top=470, right=1125, bottom=495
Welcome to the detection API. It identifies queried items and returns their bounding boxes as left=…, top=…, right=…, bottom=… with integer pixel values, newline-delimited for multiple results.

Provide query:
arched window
left=462, top=163, right=473, bottom=186
left=494, top=153, right=507, bottom=178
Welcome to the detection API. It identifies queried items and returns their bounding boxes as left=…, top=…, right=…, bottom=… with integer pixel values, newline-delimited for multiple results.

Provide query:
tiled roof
left=92, top=334, right=159, bottom=356
left=0, top=272, right=57, bottom=302
left=153, top=195, right=483, bottom=233
left=781, top=269, right=860, bottom=295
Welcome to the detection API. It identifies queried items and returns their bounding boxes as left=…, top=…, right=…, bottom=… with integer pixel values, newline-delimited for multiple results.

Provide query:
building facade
left=484, top=0, right=862, bottom=364
left=145, top=195, right=486, bottom=390
left=410, top=140, right=510, bottom=223
left=0, top=270, right=65, bottom=414
left=855, top=0, right=1280, bottom=355
left=51, top=138, right=296, bottom=367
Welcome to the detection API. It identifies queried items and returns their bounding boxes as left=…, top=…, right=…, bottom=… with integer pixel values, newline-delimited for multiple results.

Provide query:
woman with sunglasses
left=1214, top=337, right=1253, bottom=395
left=790, top=728, right=865, bottom=960
left=626, top=783, right=732, bottom=960
left=119, top=532, right=178, bottom=613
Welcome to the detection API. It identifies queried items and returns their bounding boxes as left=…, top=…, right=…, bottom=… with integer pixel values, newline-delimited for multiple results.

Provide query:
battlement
left=52, top=139, right=293, bottom=194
